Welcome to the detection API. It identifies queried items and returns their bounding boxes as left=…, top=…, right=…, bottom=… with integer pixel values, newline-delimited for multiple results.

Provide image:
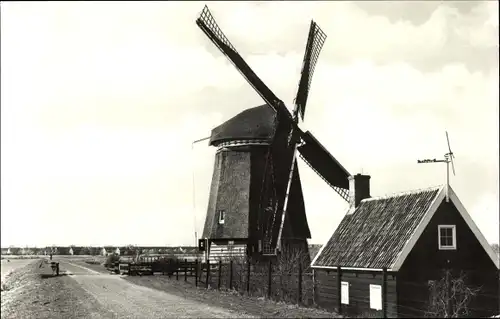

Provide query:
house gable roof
left=312, top=185, right=499, bottom=271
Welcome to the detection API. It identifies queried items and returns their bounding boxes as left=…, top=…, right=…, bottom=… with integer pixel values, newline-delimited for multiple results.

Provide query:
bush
left=104, top=254, right=121, bottom=268
left=154, top=256, right=180, bottom=275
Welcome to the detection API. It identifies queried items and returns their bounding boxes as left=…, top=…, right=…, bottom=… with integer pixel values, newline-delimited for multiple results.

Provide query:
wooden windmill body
left=196, top=6, right=352, bottom=265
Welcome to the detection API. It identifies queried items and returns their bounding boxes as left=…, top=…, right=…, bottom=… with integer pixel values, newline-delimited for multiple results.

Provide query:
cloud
left=1, top=1, right=498, bottom=247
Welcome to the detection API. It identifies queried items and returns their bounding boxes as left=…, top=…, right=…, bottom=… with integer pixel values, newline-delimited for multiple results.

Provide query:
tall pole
left=446, top=155, right=450, bottom=202
left=192, top=142, right=198, bottom=246
left=276, top=107, right=302, bottom=254
left=276, top=145, right=299, bottom=253
left=191, top=137, right=209, bottom=247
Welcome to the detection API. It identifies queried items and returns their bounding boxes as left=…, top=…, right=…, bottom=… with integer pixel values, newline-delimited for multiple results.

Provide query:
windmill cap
left=209, top=104, right=276, bottom=146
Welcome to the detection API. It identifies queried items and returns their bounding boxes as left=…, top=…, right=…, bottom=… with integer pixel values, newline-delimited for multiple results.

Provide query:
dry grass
left=1, top=255, right=106, bottom=260
left=124, top=274, right=341, bottom=318
left=1, top=260, right=106, bottom=319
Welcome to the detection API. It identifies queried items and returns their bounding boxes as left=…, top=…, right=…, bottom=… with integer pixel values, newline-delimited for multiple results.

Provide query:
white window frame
left=438, top=225, right=456, bottom=250
left=369, top=284, right=382, bottom=310
left=218, top=210, right=225, bottom=224
left=341, top=281, right=349, bottom=305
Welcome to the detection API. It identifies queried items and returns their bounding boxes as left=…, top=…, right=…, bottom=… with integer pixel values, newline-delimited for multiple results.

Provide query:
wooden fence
left=114, top=259, right=198, bottom=278
left=116, top=258, right=390, bottom=316
left=197, top=259, right=315, bottom=306
left=111, top=257, right=499, bottom=318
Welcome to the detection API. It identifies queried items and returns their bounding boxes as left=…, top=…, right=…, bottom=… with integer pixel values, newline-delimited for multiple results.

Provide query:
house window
left=369, top=284, right=382, bottom=310
left=341, top=281, right=349, bottom=305
left=218, top=210, right=225, bottom=224
left=438, top=225, right=456, bottom=250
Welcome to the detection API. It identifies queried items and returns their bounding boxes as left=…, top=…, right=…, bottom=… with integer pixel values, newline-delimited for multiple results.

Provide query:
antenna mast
left=417, top=131, right=456, bottom=202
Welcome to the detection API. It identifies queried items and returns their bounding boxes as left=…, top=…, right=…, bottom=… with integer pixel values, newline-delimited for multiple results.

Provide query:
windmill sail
left=196, top=6, right=293, bottom=123
left=294, top=21, right=327, bottom=121
left=197, top=5, right=350, bottom=259
left=298, top=131, right=351, bottom=201
left=274, top=21, right=329, bottom=253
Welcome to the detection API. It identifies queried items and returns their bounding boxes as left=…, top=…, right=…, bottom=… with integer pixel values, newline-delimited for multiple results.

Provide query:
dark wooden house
left=312, top=176, right=499, bottom=318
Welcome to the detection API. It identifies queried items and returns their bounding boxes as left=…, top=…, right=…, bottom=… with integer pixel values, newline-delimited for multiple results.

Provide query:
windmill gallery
left=191, top=5, right=499, bottom=318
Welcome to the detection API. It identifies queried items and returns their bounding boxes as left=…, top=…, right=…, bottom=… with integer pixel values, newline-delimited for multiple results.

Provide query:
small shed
left=312, top=178, right=499, bottom=318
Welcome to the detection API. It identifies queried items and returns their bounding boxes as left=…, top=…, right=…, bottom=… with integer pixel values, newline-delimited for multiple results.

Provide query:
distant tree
left=70, top=245, right=81, bottom=255
left=88, top=247, right=98, bottom=256
left=49, top=246, right=59, bottom=255
left=125, top=245, right=138, bottom=256
left=22, top=247, right=35, bottom=255
left=57, top=246, right=70, bottom=255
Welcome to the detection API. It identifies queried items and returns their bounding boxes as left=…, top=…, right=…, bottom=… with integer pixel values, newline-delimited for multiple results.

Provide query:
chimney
left=348, top=174, right=371, bottom=209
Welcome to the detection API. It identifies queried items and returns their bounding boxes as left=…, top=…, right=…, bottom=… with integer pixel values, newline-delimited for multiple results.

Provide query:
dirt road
left=59, top=261, right=245, bottom=318
left=2, top=260, right=247, bottom=319
left=3, top=259, right=338, bottom=318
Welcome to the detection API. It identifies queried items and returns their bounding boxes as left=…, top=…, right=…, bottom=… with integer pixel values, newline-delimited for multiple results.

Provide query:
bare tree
left=272, top=247, right=310, bottom=302
left=426, top=270, right=481, bottom=318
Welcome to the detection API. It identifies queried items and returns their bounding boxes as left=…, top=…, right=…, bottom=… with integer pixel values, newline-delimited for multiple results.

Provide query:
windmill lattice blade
left=446, top=131, right=453, bottom=154
left=450, top=156, right=456, bottom=176
left=294, top=21, right=327, bottom=121
left=446, top=131, right=455, bottom=175
left=298, top=131, right=350, bottom=201
left=196, top=6, right=293, bottom=120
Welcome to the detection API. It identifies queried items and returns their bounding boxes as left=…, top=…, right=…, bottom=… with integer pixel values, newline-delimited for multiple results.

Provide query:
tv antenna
left=417, top=131, right=456, bottom=202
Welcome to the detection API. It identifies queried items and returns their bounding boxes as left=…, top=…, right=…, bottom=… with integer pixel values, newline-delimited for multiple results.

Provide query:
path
left=59, top=261, right=241, bottom=318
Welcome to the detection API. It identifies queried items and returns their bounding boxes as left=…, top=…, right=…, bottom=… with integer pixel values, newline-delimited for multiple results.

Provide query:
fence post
left=176, top=262, right=179, bottom=280
left=195, top=259, right=198, bottom=287
left=297, top=261, right=302, bottom=305
left=337, top=266, right=342, bottom=315
left=205, top=260, right=210, bottom=289
left=184, top=259, right=188, bottom=281
left=268, top=259, right=272, bottom=299
left=229, top=260, right=233, bottom=290
left=382, top=267, right=387, bottom=318
left=218, top=260, right=222, bottom=290
left=246, top=260, right=251, bottom=294
left=312, top=269, right=316, bottom=305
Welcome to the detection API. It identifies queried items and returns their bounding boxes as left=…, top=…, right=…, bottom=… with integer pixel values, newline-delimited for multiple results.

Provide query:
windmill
left=195, top=5, right=352, bottom=262
left=417, top=131, right=456, bottom=202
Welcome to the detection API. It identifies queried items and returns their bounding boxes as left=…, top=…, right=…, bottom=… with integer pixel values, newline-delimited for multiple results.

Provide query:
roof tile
left=313, top=186, right=442, bottom=269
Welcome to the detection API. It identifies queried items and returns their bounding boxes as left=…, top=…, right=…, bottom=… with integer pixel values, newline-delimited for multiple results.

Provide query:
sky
left=1, top=1, right=498, bottom=248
